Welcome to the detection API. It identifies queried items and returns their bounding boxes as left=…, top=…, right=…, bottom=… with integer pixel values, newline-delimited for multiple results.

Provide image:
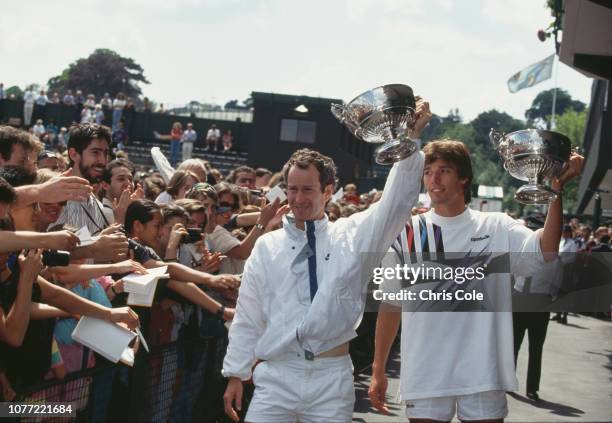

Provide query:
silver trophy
left=489, top=128, right=572, bottom=204
left=331, top=84, right=418, bottom=165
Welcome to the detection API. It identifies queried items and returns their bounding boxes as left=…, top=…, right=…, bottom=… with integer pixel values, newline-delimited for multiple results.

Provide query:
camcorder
left=182, top=228, right=202, bottom=244
left=42, top=250, right=70, bottom=267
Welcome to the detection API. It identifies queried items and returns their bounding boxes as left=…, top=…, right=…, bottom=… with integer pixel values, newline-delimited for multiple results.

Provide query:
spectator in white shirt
left=23, top=86, right=36, bottom=126
left=181, top=123, right=197, bottom=161
left=205, top=124, right=221, bottom=152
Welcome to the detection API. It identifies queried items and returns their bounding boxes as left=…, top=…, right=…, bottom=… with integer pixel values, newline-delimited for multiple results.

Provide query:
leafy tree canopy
left=525, top=88, right=585, bottom=128
left=47, top=49, right=149, bottom=99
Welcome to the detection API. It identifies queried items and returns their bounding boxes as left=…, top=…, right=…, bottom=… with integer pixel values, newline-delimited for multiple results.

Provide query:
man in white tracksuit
left=222, top=101, right=431, bottom=422
left=369, top=140, right=583, bottom=422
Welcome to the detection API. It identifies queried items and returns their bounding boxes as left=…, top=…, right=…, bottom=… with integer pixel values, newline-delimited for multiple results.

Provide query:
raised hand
left=409, top=97, right=432, bottom=139
left=42, top=230, right=80, bottom=251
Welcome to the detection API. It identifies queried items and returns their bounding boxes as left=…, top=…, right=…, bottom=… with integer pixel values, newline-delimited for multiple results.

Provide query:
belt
left=305, top=342, right=349, bottom=361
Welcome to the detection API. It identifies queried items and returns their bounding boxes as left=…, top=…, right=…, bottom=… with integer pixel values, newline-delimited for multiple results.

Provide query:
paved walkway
left=353, top=314, right=612, bottom=422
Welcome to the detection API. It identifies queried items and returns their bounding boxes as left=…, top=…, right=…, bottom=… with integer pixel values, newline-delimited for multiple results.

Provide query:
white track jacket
left=223, top=152, right=424, bottom=380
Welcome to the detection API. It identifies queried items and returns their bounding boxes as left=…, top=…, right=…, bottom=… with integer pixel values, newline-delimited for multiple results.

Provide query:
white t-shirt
left=382, top=208, right=544, bottom=400
left=207, top=225, right=244, bottom=274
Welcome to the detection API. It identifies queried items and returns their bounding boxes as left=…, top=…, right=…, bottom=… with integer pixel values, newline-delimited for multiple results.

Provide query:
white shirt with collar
left=222, top=151, right=424, bottom=380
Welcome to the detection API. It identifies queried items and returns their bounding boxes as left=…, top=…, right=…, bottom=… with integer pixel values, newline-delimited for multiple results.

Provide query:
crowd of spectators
left=0, top=117, right=609, bottom=416
left=0, top=122, right=342, bottom=412
left=1, top=84, right=237, bottom=158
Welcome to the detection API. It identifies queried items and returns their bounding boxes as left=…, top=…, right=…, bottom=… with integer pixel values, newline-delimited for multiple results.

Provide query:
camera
left=42, top=250, right=70, bottom=267
left=182, top=228, right=202, bottom=244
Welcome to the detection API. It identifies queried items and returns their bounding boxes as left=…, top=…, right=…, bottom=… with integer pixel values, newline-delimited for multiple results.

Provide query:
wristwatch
left=216, top=305, right=226, bottom=318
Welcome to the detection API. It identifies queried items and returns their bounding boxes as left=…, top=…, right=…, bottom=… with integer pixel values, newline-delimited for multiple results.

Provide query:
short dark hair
left=227, top=166, right=255, bottom=184
left=142, top=176, right=166, bottom=201
left=282, top=149, right=337, bottom=192
left=186, top=182, right=218, bottom=203
left=103, top=158, right=135, bottom=183
left=213, top=182, right=241, bottom=210
left=0, top=177, right=17, bottom=204
left=0, top=165, right=37, bottom=188
left=423, top=140, right=474, bottom=204
left=0, top=125, right=42, bottom=161
left=160, top=203, right=189, bottom=225
left=67, top=123, right=111, bottom=165
left=255, top=168, right=272, bottom=178
left=124, top=199, right=160, bottom=235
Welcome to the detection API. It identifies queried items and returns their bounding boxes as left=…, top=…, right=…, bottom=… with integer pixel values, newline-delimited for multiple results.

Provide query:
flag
left=507, top=54, right=555, bottom=93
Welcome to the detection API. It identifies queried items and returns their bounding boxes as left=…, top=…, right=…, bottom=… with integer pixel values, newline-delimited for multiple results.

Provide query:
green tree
left=471, top=109, right=525, bottom=161
left=553, top=108, right=588, bottom=212
left=554, top=108, right=587, bottom=146
left=47, top=49, right=149, bottom=98
left=525, top=88, right=585, bottom=128
left=421, top=108, right=463, bottom=142
left=4, top=86, right=24, bottom=99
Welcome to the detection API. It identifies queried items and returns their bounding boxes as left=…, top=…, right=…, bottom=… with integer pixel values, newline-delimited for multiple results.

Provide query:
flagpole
left=550, top=54, right=559, bottom=130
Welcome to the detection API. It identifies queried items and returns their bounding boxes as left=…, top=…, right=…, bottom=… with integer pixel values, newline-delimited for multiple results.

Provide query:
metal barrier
left=14, top=335, right=229, bottom=423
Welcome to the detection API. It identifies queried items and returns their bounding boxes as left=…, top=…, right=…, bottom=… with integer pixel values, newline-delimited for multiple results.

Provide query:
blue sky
left=1, top=0, right=592, bottom=121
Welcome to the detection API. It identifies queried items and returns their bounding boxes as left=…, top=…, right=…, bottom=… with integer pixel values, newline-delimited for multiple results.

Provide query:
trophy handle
left=489, top=128, right=505, bottom=148
left=331, top=103, right=346, bottom=122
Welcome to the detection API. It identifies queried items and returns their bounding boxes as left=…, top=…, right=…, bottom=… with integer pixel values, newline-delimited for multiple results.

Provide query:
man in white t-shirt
left=369, top=140, right=583, bottom=422
left=205, top=124, right=221, bottom=151
left=181, top=122, right=197, bottom=161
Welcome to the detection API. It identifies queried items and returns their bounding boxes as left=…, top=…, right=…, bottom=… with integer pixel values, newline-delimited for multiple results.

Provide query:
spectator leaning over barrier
left=50, top=124, right=110, bottom=231
left=0, top=168, right=140, bottom=389
left=208, top=182, right=285, bottom=275
left=0, top=125, right=42, bottom=172
left=123, top=199, right=236, bottom=320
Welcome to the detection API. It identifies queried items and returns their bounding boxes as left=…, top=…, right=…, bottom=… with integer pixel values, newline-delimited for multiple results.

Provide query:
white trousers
left=23, top=103, right=34, bottom=126
left=182, top=142, right=193, bottom=161
left=246, top=355, right=355, bottom=423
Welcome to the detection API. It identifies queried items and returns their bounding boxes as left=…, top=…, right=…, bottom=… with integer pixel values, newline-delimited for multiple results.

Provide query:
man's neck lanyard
left=80, top=194, right=111, bottom=235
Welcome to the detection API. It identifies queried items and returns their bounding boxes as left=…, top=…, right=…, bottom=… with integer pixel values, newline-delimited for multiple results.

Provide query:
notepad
left=71, top=316, right=137, bottom=366
left=123, top=266, right=169, bottom=307
left=265, top=185, right=287, bottom=204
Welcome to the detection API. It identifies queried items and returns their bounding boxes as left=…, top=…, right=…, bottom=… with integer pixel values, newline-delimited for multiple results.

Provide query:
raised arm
left=37, top=276, right=140, bottom=329
left=0, top=230, right=79, bottom=253
left=0, top=250, right=42, bottom=347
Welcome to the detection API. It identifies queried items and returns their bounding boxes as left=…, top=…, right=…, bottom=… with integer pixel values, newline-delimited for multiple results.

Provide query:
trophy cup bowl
left=489, top=128, right=572, bottom=204
left=331, top=84, right=418, bottom=165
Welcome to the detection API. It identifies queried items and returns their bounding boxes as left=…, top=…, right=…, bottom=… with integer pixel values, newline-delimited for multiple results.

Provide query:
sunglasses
left=215, top=203, right=234, bottom=214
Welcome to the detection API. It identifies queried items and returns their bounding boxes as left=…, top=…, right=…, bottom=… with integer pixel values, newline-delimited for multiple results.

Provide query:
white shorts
left=246, top=355, right=355, bottom=423
left=405, top=390, right=508, bottom=421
